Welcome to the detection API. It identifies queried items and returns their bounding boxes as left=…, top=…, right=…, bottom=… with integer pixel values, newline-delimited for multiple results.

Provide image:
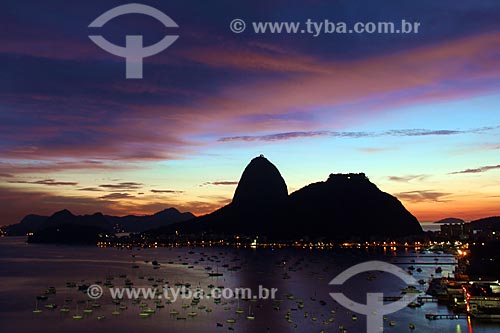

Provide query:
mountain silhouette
left=286, top=173, right=422, bottom=239
left=470, top=216, right=500, bottom=230
left=433, top=217, right=465, bottom=224
left=8, top=214, right=48, bottom=234
left=6, top=208, right=194, bottom=236
left=48, top=209, right=75, bottom=223
left=176, top=155, right=288, bottom=235
left=156, top=155, right=423, bottom=240
left=232, top=155, right=288, bottom=210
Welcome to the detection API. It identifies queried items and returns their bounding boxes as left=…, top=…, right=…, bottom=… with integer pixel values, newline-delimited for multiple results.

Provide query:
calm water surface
left=0, top=237, right=498, bottom=333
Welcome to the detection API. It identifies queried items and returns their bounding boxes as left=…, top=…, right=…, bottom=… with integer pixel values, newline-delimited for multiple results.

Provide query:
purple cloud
left=450, top=164, right=500, bottom=174
left=8, top=178, right=78, bottom=186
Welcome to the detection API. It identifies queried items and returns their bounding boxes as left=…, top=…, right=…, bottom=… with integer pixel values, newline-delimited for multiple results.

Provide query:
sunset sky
left=1, top=0, right=500, bottom=225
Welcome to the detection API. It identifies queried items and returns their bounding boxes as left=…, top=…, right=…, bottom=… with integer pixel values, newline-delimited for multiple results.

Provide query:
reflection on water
left=0, top=237, right=498, bottom=333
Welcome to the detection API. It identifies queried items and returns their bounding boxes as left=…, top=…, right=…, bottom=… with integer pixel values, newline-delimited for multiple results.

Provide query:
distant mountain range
left=5, top=208, right=194, bottom=236
left=432, top=216, right=500, bottom=229
left=151, top=155, right=424, bottom=240
left=433, top=217, right=465, bottom=224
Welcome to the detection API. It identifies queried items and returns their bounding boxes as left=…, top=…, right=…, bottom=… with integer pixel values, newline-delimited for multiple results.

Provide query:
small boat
left=111, top=303, right=121, bottom=316
left=409, top=323, right=416, bottom=330
left=45, top=287, right=56, bottom=294
left=72, top=304, right=83, bottom=319
left=33, top=300, right=42, bottom=314
left=246, top=312, right=255, bottom=320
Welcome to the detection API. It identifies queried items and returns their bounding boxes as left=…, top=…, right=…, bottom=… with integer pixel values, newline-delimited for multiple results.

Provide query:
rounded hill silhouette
left=232, top=154, right=288, bottom=210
